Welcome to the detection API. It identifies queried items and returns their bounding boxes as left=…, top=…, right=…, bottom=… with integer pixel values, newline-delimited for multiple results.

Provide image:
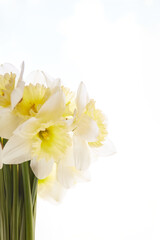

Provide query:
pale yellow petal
left=0, top=107, right=21, bottom=139
left=76, top=82, right=89, bottom=114
left=75, top=115, right=99, bottom=142
left=57, top=161, right=76, bottom=188
left=2, top=135, right=31, bottom=164
left=11, top=81, right=25, bottom=110
left=17, top=61, right=24, bottom=85
left=30, top=157, right=54, bottom=179
left=41, top=71, right=61, bottom=89
left=91, top=138, right=116, bottom=157
left=25, top=70, right=61, bottom=89
left=0, top=63, right=18, bottom=76
left=38, top=163, right=66, bottom=202
left=14, top=117, right=42, bottom=138
left=38, top=179, right=65, bottom=202
left=57, top=147, right=90, bottom=188
left=73, top=136, right=91, bottom=170
left=11, top=61, right=25, bottom=109
left=37, top=88, right=65, bottom=121
left=25, top=70, right=48, bottom=86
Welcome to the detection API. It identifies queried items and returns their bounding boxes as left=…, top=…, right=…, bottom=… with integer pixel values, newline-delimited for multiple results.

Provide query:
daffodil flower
left=13, top=70, right=75, bottom=120
left=72, top=82, right=116, bottom=170
left=13, top=70, right=61, bottom=121
left=2, top=87, right=71, bottom=179
left=38, top=147, right=90, bottom=202
left=0, top=62, right=25, bottom=139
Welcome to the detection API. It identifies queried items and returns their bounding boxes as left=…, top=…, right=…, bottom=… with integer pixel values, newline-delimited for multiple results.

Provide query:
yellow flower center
left=32, top=123, right=71, bottom=161
left=14, top=83, right=51, bottom=119
left=39, top=129, right=50, bottom=141
left=0, top=73, right=16, bottom=107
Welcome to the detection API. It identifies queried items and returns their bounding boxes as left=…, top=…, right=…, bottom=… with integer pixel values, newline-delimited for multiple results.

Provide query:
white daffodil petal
left=38, top=179, right=66, bottom=203
left=47, top=181, right=65, bottom=202
left=30, top=157, right=54, bottom=179
left=73, top=136, right=91, bottom=170
left=57, top=146, right=90, bottom=188
left=11, top=61, right=25, bottom=109
left=25, top=70, right=48, bottom=86
left=2, top=135, right=31, bottom=164
left=57, top=161, right=90, bottom=188
left=41, top=71, right=61, bottom=89
left=13, top=117, right=39, bottom=138
left=37, top=88, right=65, bottom=121
left=0, top=143, right=3, bottom=169
left=58, top=146, right=75, bottom=165
left=25, top=70, right=61, bottom=89
left=38, top=163, right=66, bottom=202
left=75, top=115, right=99, bottom=142
left=57, top=161, right=76, bottom=188
left=0, top=108, right=21, bottom=139
left=17, top=61, right=24, bottom=85
left=0, top=63, right=18, bottom=75
left=91, top=138, right=116, bottom=157
left=11, top=81, right=25, bottom=109
left=76, top=82, right=89, bottom=114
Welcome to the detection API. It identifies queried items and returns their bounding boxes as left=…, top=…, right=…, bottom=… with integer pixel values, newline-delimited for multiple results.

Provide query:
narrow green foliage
left=0, top=138, right=38, bottom=240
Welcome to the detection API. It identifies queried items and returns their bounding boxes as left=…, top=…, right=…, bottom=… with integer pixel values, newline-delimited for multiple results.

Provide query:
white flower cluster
left=0, top=62, right=115, bottom=201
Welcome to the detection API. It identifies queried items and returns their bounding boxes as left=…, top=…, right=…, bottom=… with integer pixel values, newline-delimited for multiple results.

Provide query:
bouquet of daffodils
left=0, top=63, right=115, bottom=240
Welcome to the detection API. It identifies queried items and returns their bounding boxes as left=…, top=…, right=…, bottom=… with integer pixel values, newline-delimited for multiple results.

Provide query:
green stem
left=21, top=162, right=34, bottom=240
left=0, top=169, right=5, bottom=240
left=0, top=153, right=37, bottom=240
left=32, top=178, right=38, bottom=238
left=0, top=139, right=10, bottom=240
left=32, top=177, right=38, bottom=206
left=3, top=165, right=12, bottom=240
left=12, top=165, right=18, bottom=240
left=19, top=206, right=25, bottom=240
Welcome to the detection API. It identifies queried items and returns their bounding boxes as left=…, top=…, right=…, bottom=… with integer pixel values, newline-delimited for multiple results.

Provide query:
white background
left=1, top=0, right=160, bottom=239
